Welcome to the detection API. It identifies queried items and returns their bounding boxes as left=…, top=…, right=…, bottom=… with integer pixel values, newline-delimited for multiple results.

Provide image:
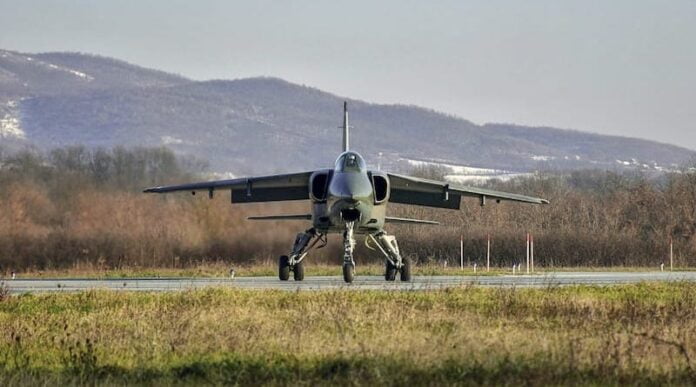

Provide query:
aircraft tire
left=343, top=263, right=354, bottom=283
left=293, top=260, right=305, bottom=281
left=385, top=261, right=397, bottom=281
left=400, top=257, right=411, bottom=282
left=279, top=255, right=290, bottom=281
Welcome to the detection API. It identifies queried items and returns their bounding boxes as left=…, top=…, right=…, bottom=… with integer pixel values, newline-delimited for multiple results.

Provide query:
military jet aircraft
left=145, top=102, right=548, bottom=283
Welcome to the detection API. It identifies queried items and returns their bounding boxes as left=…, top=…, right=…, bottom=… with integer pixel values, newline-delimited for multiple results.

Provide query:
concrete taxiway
left=2, top=271, right=696, bottom=293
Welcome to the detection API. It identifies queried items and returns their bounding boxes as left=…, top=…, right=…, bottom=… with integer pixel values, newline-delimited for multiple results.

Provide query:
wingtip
left=541, top=199, right=550, bottom=204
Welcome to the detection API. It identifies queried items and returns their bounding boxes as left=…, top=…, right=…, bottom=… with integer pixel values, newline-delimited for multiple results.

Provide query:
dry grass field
left=7, top=262, right=510, bottom=279
left=1, top=282, right=696, bottom=385
left=8, top=261, right=693, bottom=280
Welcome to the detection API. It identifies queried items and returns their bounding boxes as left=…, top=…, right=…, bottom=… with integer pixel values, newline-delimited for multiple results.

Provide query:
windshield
left=334, top=152, right=366, bottom=172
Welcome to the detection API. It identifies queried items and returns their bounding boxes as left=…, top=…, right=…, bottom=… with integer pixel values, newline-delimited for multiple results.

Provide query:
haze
left=1, top=0, right=694, bottom=149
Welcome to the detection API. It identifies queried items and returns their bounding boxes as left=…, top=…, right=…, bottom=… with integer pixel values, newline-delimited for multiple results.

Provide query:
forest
left=0, top=145, right=694, bottom=272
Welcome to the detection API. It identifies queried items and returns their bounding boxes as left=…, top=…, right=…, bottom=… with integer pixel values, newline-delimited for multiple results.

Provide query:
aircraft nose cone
left=328, top=172, right=373, bottom=202
left=333, top=194, right=360, bottom=205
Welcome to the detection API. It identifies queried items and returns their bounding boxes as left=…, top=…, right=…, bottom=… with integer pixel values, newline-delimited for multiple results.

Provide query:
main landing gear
left=369, top=231, right=411, bottom=282
left=279, top=228, right=326, bottom=281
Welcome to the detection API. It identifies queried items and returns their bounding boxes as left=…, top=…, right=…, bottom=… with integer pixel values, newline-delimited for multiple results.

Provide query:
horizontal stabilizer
left=248, top=214, right=312, bottom=221
left=385, top=216, right=439, bottom=225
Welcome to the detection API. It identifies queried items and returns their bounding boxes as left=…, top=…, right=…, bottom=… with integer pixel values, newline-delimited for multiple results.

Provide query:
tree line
left=0, top=145, right=694, bottom=271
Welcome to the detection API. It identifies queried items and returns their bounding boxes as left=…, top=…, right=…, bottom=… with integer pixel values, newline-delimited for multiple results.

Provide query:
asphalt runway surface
left=3, top=271, right=696, bottom=293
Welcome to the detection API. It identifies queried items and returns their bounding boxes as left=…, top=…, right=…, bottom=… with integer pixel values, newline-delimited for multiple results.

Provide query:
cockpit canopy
left=334, top=151, right=367, bottom=172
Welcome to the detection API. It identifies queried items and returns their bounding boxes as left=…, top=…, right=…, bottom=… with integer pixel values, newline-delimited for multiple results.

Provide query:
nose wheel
left=342, top=263, right=354, bottom=283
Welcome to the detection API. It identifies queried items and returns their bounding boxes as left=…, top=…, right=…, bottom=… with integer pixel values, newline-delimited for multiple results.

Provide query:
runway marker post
left=526, top=233, right=530, bottom=274
left=531, top=234, right=534, bottom=273
left=670, top=237, right=674, bottom=271
left=460, top=235, right=464, bottom=270
left=486, top=233, right=491, bottom=272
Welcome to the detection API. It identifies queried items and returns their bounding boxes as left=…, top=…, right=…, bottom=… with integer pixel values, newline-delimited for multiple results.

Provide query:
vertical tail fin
left=342, top=101, right=349, bottom=152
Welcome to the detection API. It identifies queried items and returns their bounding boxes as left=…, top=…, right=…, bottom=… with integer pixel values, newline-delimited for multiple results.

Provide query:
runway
left=3, top=271, right=696, bottom=293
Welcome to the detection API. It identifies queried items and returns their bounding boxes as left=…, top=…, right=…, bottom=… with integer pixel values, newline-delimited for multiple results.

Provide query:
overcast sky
left=1, top=0, right=695, bottom=149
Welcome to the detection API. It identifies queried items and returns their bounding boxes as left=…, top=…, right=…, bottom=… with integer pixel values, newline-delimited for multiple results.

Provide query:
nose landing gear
left=342, top=221, right=356, bottom=283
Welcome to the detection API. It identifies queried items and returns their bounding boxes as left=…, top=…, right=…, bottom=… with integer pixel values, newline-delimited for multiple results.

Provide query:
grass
left=1, top=283, right=696, bottom=385
left=7, top=261, right=692, bottom=280
left=8, top=262, right=506, bottom=279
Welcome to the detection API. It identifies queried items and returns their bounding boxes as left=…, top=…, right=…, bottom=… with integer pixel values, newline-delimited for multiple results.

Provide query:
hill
left=1, top=49, right=693, bottom=175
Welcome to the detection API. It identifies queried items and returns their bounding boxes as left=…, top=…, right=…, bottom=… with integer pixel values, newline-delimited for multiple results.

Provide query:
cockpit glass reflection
left=335, top=152, right=366, bottom=172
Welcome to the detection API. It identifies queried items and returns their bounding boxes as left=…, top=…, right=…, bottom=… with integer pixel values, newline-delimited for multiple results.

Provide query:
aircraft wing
left=143, top=171, right=313, bottom=203
left=387, top=173, right=549, bottom=209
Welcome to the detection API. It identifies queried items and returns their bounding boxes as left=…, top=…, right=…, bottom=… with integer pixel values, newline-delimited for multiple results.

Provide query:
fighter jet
left=144, top=102, right=548, bottom=283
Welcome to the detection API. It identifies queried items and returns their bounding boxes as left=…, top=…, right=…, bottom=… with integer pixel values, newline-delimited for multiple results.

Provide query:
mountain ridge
left=1, top=49, right=693, bottom=175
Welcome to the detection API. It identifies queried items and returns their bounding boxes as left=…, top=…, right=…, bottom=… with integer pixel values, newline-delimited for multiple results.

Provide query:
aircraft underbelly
left=312, top=199, right=385, bottom=234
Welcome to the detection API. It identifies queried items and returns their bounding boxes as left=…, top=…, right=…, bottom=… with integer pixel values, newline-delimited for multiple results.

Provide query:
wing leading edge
left=248, top=214, right=313, bottom=221
left=387, top=173, right=549, bottom=209
left=143, top=171, right=313, bottom=203
left=144, top=170, right=548, bottom=207
left=385, top=216, right=439, bottom=225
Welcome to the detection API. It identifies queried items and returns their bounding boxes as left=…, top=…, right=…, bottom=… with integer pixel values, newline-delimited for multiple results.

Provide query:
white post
left=526, top=233, right=530, bottom=274
left=486, top=233, right=491, bottom=272
left=661, top=263, right=664, bottom=272
left=531, top=234, right=534, bottom=273
left=473, top=263, right=477, bottom=273
left=670, top=237, right=674, bottom=271
left=512, top=264, right=516, bottom=275
left=460, top=235, right=464, bottom=270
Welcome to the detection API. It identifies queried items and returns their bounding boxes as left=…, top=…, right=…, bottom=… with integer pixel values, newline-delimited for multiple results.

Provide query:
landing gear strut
left=342, top=221, right=356, bottom=283
left=278, top=228, right=325, bottom=281
left=369, top=232, right=411, bottom=282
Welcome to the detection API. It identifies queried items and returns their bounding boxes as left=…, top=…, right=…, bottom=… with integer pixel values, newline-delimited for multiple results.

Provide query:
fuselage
left=311, top=151, right=387, bottom=234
